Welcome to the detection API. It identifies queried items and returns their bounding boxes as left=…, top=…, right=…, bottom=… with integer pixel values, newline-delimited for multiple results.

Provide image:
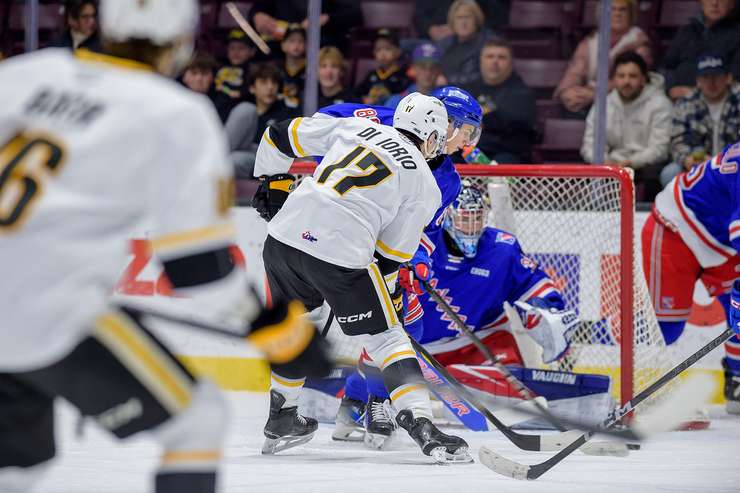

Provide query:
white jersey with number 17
left=256, top=117, right=441, bottom=269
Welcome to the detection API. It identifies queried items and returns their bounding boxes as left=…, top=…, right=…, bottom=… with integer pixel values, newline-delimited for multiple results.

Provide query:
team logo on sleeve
left=520, top=256, right=538, bottom=271
left=495, top=232, right=516, bottom=244
left=301, top=231, right=318, bottom=242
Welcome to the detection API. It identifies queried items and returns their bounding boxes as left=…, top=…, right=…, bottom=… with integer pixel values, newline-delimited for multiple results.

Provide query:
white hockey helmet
left=393, top=92, right=449, bottom=159
left=99, top=0, right=198, bottom=46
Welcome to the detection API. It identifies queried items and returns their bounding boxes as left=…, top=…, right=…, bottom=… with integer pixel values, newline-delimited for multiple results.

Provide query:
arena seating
left=0, top=0, right=705, bottom=165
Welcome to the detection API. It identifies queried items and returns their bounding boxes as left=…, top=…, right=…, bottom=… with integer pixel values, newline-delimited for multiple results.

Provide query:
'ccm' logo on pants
left=337, top=311, right=373, bottom=323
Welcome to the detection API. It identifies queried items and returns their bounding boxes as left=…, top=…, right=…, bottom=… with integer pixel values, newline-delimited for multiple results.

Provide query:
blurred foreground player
left=642, top=142, right=740, bottom=414
left=0, top=1, right=328, bottom=492
left=254, top=93, right=474, bottom=463
left=339, top=184, right=578, bottom=447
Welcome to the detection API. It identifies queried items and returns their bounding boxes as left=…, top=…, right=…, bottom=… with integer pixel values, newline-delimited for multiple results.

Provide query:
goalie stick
left=417, top=276, right=633, bottom=455
left=479, top=327, right=735, bottom=480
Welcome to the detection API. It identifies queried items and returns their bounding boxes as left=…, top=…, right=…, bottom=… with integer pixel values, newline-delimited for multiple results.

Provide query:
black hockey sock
left=155, top=471, right=216, bottom=493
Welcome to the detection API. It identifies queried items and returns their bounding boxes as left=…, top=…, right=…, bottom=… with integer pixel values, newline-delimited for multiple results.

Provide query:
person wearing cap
left=213, top=29, right=257, bottom=120
left=385, top=42, right=444, bottom=109
left=660, top=0, right=740, bottom=101
left=356, top=29, right=410, bottom=106
left=279, top=24, right=306, bottom=109
left=665, top=54, right=740, bottom=183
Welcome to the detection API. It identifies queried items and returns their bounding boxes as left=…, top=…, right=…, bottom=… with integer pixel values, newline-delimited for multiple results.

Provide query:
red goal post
left=288, top=162, right=670, bottom=407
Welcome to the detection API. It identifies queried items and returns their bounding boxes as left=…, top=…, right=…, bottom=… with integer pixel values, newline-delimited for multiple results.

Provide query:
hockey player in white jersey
left=0, top=1, right=329, bottom=492
left=255, top=93, right=473, bottom=463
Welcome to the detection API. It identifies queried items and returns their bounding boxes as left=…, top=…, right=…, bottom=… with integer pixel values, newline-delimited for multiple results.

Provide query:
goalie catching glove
left=247, top=299, right=331, bottom=378
left=514, top=299, right=578, bottom=363
left=251, top=173, right=296, bottom=221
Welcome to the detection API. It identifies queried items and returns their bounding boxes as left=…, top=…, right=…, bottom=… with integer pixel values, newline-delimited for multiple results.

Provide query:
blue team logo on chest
left=495, top=231, right=516, bottom=245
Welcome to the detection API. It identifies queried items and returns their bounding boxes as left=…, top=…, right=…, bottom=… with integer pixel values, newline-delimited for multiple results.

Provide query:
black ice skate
left=723, top=358, right=740, bottom=415
left=363, top=394, right=396, bottom=450
left=262, top=390, right=318, bottom=454
left=395, top=410, right=473, bottom=464
left=331, top=395, right=365, bottom=442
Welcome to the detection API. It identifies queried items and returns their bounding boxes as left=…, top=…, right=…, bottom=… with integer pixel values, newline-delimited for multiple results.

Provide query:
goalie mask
left=444, top=183, right=489, bottom=258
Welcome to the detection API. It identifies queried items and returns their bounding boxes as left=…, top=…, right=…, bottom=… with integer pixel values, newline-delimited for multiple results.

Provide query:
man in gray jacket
left=581, top=51, right=672, bottom=200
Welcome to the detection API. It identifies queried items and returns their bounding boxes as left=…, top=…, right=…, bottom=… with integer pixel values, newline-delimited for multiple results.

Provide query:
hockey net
left=289, top=162, right=671, bottom=407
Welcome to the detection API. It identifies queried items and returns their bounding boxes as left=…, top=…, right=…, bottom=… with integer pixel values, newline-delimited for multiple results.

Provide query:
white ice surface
left=35, top=392, right=739, bottom=493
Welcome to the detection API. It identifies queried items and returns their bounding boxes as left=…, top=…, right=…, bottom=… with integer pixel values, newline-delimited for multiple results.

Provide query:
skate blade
left=331, top=427, right=365, bottom=442
left=262, top=432, right=315, bottom=454
left=363, top=431, right=394, bottom=450
left=726, top=401, right=740, bottom=415
left=429, top=446, right=474, bottom=464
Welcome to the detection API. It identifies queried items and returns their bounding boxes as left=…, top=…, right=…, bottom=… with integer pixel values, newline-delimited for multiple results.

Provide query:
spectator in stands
left=660, top=0, right=740, bottom=101
left=464, top=38, right=536, bottom=163
left=663, top=54, right=740, bottom=183
left=52, top=0, right=101, bottom=52
left=248, top=0, right=362, bottom=53
left=232, top=63, right=300, bottom=179
left=279, top=24, right=306, bottom=109
left=554, top=0, right=652, bottom=116
left=439, top=0, right=489, bottom=87
left=415, top=0, right=509, bottom=41
left=356, top=29, right=409, bottom=106
left=317, top=46, right=360, bottom=107
left=385, top=42, right=443, bottom=108
left=250, top=63, right=300, bottom=142
left=182, top=52, right=218, bottom=102
left=581, top=52, right=672, bottom=200
left=213, top=29, right=258, bottom=121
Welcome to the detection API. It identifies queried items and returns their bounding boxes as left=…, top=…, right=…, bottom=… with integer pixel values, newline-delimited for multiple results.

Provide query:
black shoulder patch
left=268, top=118, right=298, bottom=158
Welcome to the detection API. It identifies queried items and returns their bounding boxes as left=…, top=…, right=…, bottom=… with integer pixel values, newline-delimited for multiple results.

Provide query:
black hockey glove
left=251, top=173, right=296, bottom=221
left=247, top=299, right=332, bottom=379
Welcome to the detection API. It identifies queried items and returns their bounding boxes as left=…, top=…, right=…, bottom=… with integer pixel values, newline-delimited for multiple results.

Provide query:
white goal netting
left=290, top=163, right=672, bottom=406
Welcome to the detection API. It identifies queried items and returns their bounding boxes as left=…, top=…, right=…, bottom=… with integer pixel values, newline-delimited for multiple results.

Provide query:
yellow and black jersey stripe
left=267, top=117, right=308, bottom=159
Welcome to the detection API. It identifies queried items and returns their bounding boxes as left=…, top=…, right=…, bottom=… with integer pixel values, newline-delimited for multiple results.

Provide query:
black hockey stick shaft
left=119, top=304, right=248, bottom=339
left=418, top=276, right=574, bottom=433
left=409, top=337, right=544, bottom=451
left=524, top=327, right=734, bottom=480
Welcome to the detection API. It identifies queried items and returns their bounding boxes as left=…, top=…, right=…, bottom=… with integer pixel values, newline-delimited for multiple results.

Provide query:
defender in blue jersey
left=642, top=142, right=740, bottom=414
left=338, top=184, right=579, bottom=447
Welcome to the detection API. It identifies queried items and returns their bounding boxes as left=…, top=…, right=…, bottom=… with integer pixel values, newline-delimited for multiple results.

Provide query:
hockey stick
left=120, top=303, right=249, bottom=339
left=410, top=337, right=631, bottom=454
left=479, top=327, right=735, bottom=480
left=225, top=2, right=272, bottom=55
left=418, top=276, right=629, bottom=452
